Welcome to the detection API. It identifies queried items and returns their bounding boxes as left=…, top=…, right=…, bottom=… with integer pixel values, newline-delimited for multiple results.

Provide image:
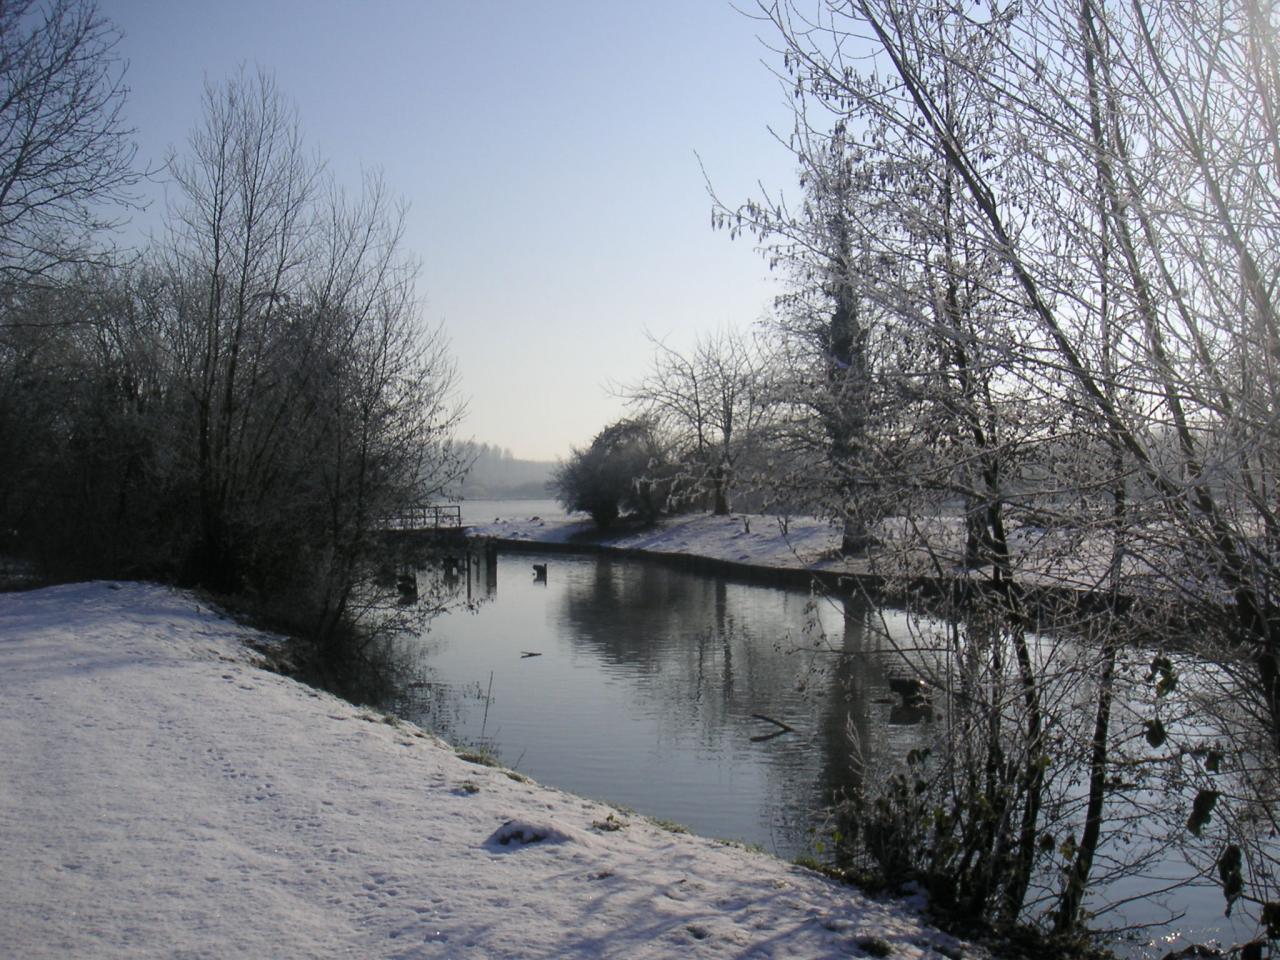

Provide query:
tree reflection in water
left=400, top=550, right=934, bottom=860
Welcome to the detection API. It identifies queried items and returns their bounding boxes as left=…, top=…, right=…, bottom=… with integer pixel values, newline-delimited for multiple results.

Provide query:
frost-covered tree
left=0, top=0, right=142, bottom=552
left=713, top=127, right=901, bottom=552
left=736, top=0, right=1280, bottom=939
left=619, top=328, right=770, bottom=515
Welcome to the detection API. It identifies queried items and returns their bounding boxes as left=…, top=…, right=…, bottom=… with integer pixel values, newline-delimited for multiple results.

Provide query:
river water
left=400, top=549, right=930, bottom=856
left=388, top=537, right=1258, bottom=955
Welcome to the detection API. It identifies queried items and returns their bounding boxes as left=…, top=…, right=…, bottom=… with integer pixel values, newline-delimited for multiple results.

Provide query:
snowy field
left=0, top=581, right=971, bottom=959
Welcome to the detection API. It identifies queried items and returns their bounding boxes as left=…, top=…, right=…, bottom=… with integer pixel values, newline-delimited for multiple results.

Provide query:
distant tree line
left=0, top=4, right=463, bottom=662
left=456, top=441, right=553, bottom=500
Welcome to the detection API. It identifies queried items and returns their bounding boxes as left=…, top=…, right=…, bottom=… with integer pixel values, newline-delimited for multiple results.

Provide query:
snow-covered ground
left=1, top=581, right=973, bottom=959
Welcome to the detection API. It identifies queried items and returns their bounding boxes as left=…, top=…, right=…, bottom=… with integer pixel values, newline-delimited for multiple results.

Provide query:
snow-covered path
left=1, top=582, right=969, bottom=959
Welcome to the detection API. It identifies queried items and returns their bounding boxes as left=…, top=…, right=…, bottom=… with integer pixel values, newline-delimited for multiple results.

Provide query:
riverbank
left=468, top=511, right=1071, bottom=593
left=468, top=511, right=840, bottom=563
left=0, top=581, right=972, bottom=959
left=467, top=510, right=1161, bottom=608
left=467, top=511, right=847, bottom=588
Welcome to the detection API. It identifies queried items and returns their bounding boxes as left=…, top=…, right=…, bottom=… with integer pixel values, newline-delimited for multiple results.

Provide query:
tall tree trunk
left=711, top=464, right=730, bottom=515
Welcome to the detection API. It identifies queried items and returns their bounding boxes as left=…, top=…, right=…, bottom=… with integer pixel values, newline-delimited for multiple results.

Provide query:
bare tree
left=301, top=174, right=466, bottom=648
left=0, top=0, right=140, bottom=538
left=160, top=67, right=321, bottom=591
left=619, top=327, right=770, bottom=515
left=155, top=68, right=464, bottom=642
left=0, top=0, right=137, bottom=290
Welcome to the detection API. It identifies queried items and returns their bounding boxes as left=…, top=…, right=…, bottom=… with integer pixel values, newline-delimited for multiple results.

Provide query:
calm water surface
left=399, top=550, right=928, bottom=858
left=390, top=544, right=1256, bottom=955
left=459, top=498, right=574, bottom=524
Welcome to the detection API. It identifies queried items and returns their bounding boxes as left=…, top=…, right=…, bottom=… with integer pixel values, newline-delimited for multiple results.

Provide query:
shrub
left=552, top=418, right=670, bottom=529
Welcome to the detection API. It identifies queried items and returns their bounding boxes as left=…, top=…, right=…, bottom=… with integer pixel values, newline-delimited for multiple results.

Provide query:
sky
left=104, top=1, right=801, bottom=461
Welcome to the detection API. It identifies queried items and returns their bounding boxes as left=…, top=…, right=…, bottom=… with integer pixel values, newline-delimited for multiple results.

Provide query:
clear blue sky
left=106, top=0, right=798, bottom=460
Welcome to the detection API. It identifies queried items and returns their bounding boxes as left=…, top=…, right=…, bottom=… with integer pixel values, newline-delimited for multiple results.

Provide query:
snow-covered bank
left=1, top=582, right=972, bottom=959
left=469, top=510, right=1140, bottom=597
left=469, top=512, right=848, bottom=573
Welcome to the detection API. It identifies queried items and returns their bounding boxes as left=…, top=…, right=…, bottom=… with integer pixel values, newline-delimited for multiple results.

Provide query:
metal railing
left=384, top=503, right=462, bottom=530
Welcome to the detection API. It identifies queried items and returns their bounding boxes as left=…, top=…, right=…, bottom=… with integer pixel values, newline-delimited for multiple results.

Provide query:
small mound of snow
left=486, top=818, right=587, bottom=850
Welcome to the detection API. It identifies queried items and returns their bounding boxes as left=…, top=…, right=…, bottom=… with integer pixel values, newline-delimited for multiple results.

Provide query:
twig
left=750, top=713, right=795, bottom=733
left=479, top=670, right=493, bottom=739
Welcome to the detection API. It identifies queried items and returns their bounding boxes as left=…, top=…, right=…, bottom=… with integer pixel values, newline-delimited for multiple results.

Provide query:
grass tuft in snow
left=592, top=813, right=627, bottom=832
left=650, top=818, right=689, bottom=834
left=716, top=838, right=764, bottom=854
left=455, top=747, right=501, bottom=767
